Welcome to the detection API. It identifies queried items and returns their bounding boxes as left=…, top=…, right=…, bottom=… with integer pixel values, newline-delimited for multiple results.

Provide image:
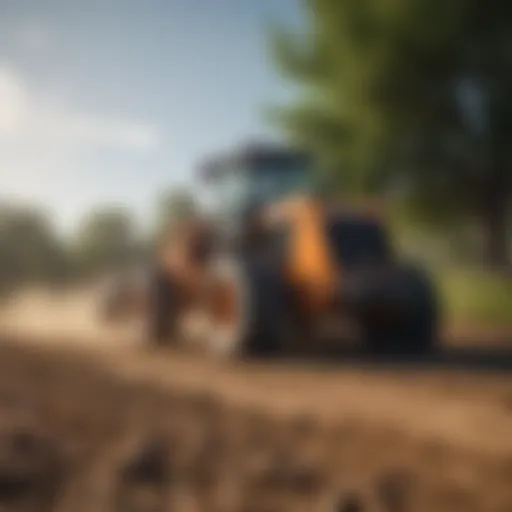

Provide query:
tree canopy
left=271, top=0, right=512, bottom=265
left=0, top=204, right=68, bottom=293
left=153, top=187, right=198, bottom=240
left=71, top=206, right=138, bottom=277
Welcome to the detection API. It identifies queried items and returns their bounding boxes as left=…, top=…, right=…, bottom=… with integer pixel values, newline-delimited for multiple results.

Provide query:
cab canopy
left=198, top=142, right=317, bottom=217
left=199, top=142, right=312, bottom=183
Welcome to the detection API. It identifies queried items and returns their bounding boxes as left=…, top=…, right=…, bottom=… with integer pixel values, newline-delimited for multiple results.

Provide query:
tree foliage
left=153, top=187, right=198, bottom=240
left=0, top=204, right=68, bottom=293
left=71, top=206, right=138, bottom=277
left=0, top=187, right=200, bottom=294
left=271, top=0, right=512, bottom=265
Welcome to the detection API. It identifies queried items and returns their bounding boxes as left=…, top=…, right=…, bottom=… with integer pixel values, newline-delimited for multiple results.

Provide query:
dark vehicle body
left=100, top=142, right=439, bottom=358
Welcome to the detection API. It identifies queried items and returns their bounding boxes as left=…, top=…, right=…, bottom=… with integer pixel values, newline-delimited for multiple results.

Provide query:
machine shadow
left=250, top=343, right=512, bottom=374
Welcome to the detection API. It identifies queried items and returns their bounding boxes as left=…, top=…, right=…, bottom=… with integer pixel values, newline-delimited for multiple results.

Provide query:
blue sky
left=0, top=0, right=303, bottom=232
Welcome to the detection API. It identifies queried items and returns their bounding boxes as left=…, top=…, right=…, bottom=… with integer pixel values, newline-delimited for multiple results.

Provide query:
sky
left=0, top=0, right=303, bottom=233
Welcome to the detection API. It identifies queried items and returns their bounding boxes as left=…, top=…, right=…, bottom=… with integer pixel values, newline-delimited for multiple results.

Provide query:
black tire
left=362, top=265, right=439, bottom=356
left=245, top=265, right=287, bottom=357
left=205, top=260, right=289, bottom=359
left=145, top=266, right=180, bottom=347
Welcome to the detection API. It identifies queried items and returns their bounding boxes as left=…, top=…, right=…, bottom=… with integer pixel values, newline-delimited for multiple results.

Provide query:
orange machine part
left=283, top=198, right=339, bottom=314
left=209, top=280, right=239, bottom=328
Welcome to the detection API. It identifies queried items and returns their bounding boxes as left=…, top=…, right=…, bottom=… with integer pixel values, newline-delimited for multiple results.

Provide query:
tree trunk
left=482, top=196, right=510, bottom=269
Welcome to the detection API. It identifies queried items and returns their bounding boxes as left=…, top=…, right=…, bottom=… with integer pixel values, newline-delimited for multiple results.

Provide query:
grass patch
left=389, top=212, right=512, bottom=328
left=435, top=267, right=512, bottom=327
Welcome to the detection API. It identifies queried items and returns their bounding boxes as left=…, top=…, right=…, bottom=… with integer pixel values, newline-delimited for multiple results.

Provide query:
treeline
left=0, top=187, right=197, bottom=295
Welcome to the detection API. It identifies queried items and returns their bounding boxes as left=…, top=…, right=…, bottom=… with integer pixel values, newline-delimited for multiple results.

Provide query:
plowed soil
left=0, top=288, right=510, bottom=511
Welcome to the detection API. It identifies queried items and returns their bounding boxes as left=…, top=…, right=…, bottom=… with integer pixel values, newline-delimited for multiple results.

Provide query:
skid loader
left=109, top=142, right=439, bottom=357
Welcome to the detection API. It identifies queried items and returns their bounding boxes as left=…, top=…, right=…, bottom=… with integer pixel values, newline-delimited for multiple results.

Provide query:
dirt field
left=0, top=288, right=510, bottom=511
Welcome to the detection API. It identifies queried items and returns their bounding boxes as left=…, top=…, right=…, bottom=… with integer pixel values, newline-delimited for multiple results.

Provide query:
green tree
left=71, top=206, right=137, bottom=277
left=153, top=187, right=198, bottom=240
left=271, top=0, right=512, bottom=266
left=0, top=204, right=68, bottom=293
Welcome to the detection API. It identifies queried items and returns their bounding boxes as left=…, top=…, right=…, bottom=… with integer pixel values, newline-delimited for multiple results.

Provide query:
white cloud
left=0, top=64, right=161, bottom=151
left=0, top=67, right=29, bottom=136
left=0, top=63, right=162, bottom=231
left=36, top=107, right=160, bottom=151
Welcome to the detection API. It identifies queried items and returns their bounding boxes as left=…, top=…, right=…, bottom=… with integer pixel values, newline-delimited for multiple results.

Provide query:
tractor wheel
left=363, top=265, right=439, bottom=356
left=145, top=266, right=180, bottom=348
left=202, top=260, right=289, bottom=359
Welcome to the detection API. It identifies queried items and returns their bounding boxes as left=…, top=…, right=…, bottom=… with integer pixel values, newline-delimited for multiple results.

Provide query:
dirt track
left=0, top=288, right=511, bottom=511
